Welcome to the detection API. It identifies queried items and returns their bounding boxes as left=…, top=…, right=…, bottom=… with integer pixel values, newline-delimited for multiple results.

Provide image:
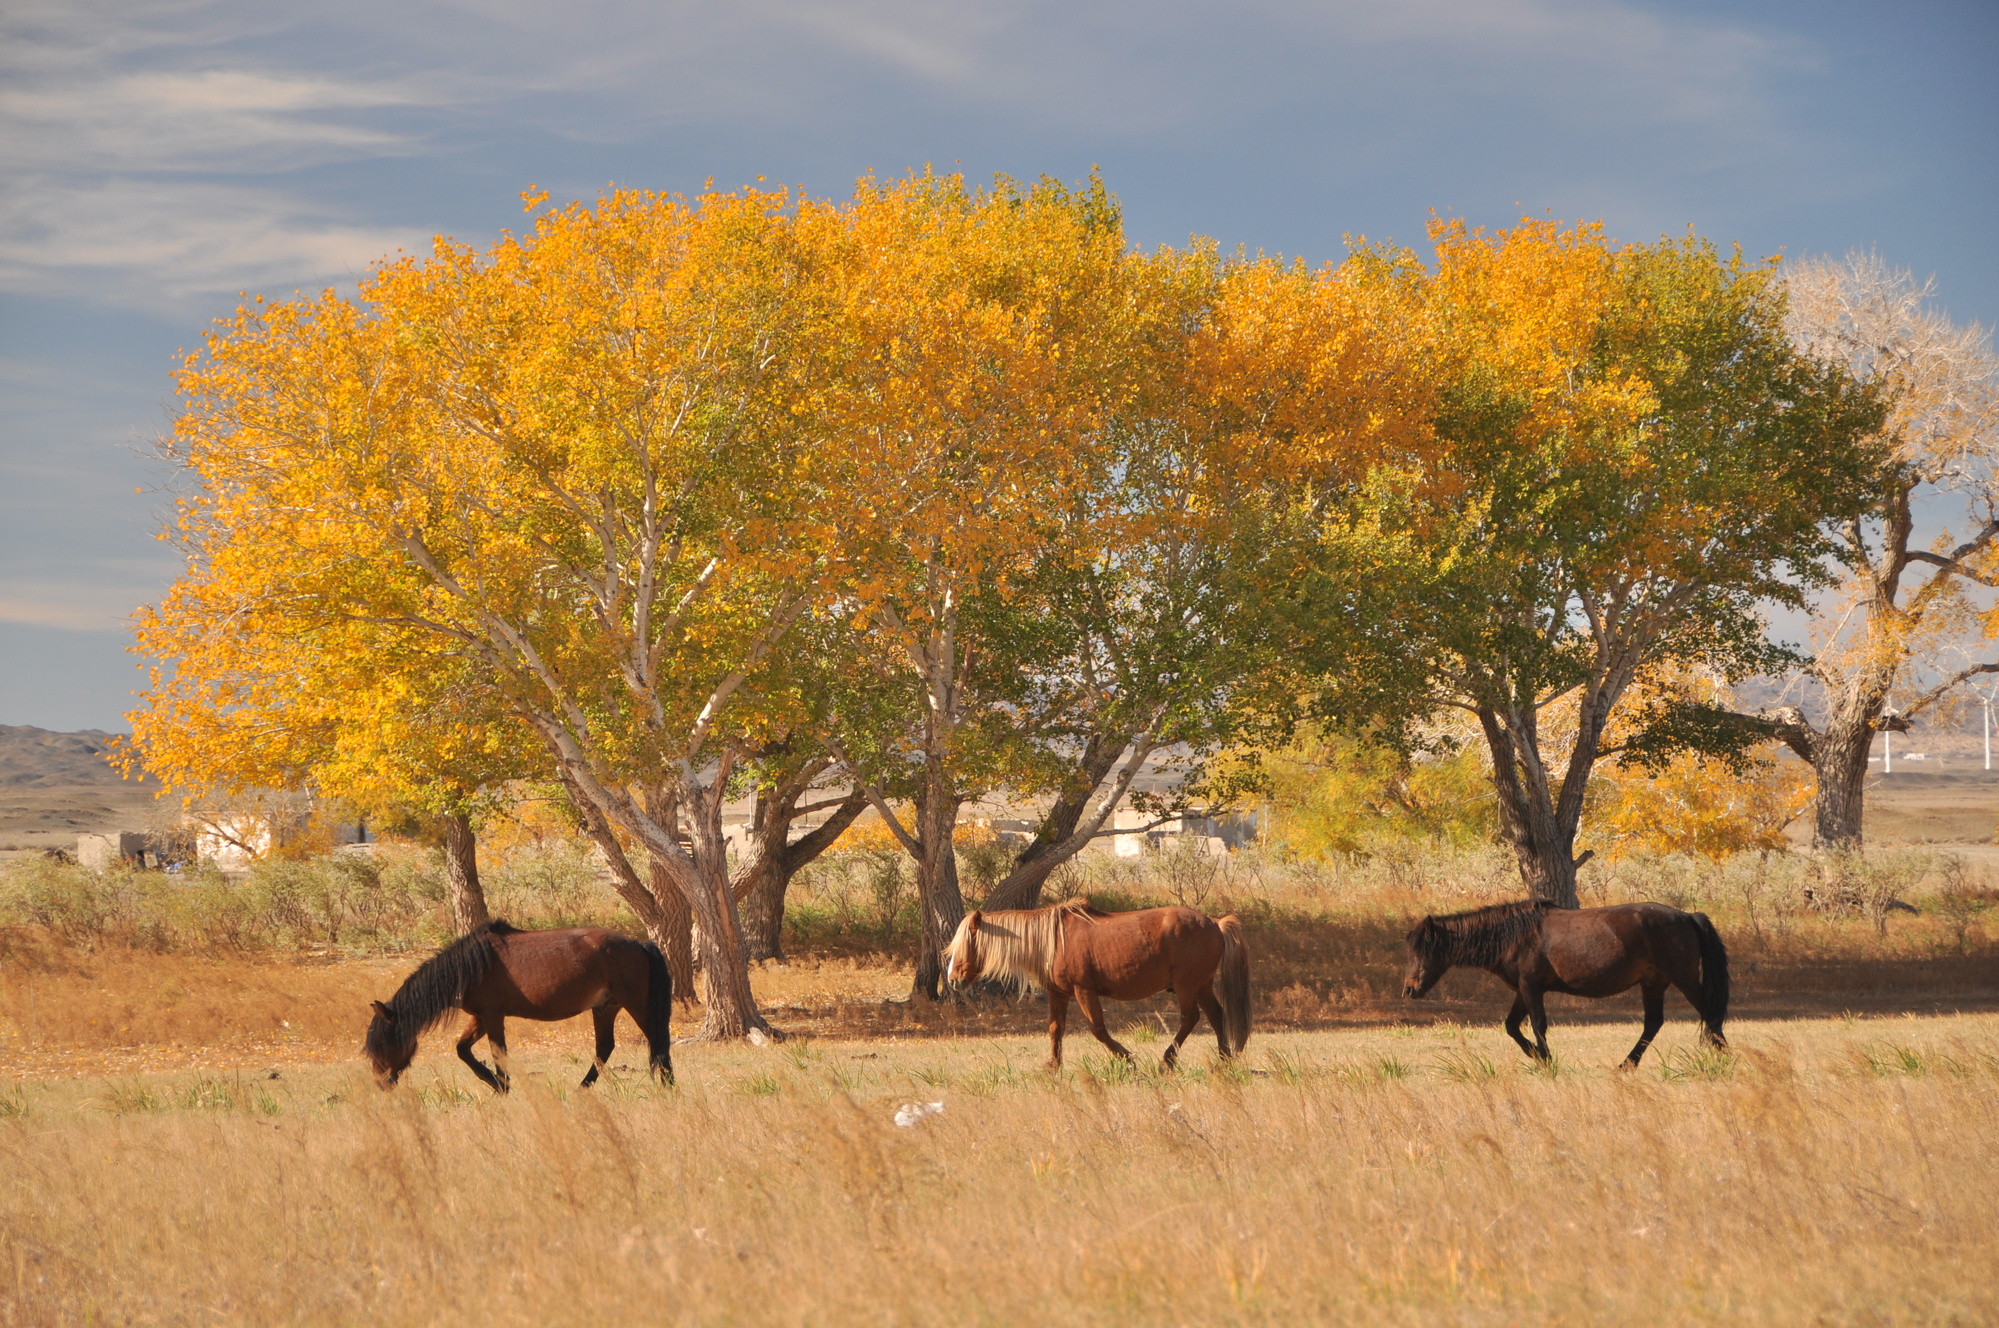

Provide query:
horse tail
left=1215, top=915, right=1252, bottom=1055
left=1689, top=911, right=1729, bottom=1045
left=641, top=941, right=676, bottom=1085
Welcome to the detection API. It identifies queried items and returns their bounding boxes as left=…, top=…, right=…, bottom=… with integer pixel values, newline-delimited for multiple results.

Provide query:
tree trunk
left=1794, top=666, right=1898, bottom=851
left=738, top=865, right=788, bottom=963
left=1809, top=711, right=1897, bottom=850
left=670, top=852, right=771, bottom=1040
left=441, top=811, right=491, bottom=933
left=910, top=780, right=967, bottom=1001
left=980, top=848, right=1062, bottom=915
left=1733, top=700, right=1880, bottom=852
left=646, top=857, right=698, bottom=996
left=643, top=778, right=774, bottom=1042
left=982, top=732, right=1131, bottom=912
left=556, top=768, right=696, bottom=996
left=734, top=784, right=868, bottom=962
left=1479, top=709, right=1584, bottom=908
left=544, top=742, right=770, bottom=1040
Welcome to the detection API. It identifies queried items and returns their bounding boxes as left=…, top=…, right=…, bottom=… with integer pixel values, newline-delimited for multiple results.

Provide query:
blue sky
left=3, top=0, right=1995, bottom=731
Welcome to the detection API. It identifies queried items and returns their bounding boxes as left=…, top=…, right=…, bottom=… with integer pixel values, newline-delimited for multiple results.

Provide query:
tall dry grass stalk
left=5, top=1018, right=1995, bottom=1325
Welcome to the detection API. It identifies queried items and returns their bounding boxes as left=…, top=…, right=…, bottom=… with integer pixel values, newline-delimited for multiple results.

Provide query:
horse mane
left=959, top=897, right=1100, bottom=991
left=1417, top=899, right=1552, bottom=966
left=370, top=920, right=517, bottom=1045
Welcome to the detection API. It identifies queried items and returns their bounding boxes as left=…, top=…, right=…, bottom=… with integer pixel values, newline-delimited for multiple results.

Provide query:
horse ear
left=966, top=909, right=982, bottom=930
left=371, top=1000, right=393, bottom=1021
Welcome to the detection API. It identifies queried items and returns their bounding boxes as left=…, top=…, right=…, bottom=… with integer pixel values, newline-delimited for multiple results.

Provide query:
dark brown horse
left=364, top=921, right=673, bottom=1092
left=1402, top=900, right=1728, bottom=1067
left=943, top=898, right=1251, bottom=1070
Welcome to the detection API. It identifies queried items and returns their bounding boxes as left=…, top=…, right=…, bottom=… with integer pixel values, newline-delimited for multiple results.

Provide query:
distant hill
left=0, top=726, right=152, bottom=790
left=0, top=727, right=161, bottom=852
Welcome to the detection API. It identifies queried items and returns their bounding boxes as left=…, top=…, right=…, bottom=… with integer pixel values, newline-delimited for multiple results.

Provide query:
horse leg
left=1668, top=969, right=1726, bottom=1048
left=1046, top=990, right=1070, bottom=1071
left=1162, top=988, right=1203, bottom=1070
left=1504, top=995, right=1536, bottom=1059
left=1198, top=989, right=1232, bottom=1061
left=455, top=1015, right=504, bottom=1093
left=1623, top=983, right=1666, bottom=1068
left=1523, top=986, right=1552, bottom=1062
left=1075, top=989, right=1132, bottom=1061
left=581, top=1006, right=617, bottom=1088
left=485, top=1016, right=512, bottom=1093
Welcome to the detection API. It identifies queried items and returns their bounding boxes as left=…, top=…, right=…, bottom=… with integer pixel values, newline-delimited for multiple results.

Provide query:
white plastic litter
left=894, top=1101, right=945, bottom=1128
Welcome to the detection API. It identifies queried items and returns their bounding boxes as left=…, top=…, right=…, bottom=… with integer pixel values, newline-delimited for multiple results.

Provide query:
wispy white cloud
left=0, top=565, right=173, bottom=631
left=0, top=0, right=450, bottom=311
left=0, top=177, right=424, bottom=313
left=1322, top=0, right=1817, bottom=146
left=0, top=71, right=421, bottom=175
left=0, top=0, right=1826, bottom=313
left=0, top=599, right=126, bottom=631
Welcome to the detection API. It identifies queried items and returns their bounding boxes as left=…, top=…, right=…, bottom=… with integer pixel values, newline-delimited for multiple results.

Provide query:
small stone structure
left=75, top=831, right=153, bottom=871
left=1109, top=808, right=1260, bottom=857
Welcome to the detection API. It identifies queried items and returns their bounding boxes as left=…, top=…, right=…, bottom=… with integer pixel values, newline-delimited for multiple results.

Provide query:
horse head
left=943, top=910, right=983, bottom=988
left=363, top=999, right=416, bottom=1087
left=1401, top=917, right=1449, bottom=998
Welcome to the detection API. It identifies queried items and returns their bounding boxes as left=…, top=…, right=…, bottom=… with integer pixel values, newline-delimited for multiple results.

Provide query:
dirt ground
left=1856, top=767, right=1999, bottom=869
left=4, top=919, right=1994, bottom=1085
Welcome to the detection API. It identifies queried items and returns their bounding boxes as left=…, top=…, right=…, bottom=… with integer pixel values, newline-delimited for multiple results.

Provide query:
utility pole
left=1983, top=691, right=1993, bottom=772
left=1884, top=695, right=1893, bottom=775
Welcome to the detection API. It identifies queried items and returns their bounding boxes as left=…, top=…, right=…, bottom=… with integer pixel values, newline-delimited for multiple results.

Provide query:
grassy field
left=5, top=1014, right=1997, bottom=1325
left=4, top=841, right=1997, bottom=1324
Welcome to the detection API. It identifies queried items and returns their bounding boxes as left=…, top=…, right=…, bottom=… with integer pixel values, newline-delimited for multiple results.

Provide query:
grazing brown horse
left=364, top=921, right=673, bottom=1092
left=1401, top=900, right=1728, bottom=1067
left=943, top=898, right=1251, bottom=1070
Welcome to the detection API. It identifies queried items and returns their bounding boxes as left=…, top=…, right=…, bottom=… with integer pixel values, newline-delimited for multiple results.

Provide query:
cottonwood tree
left=1300, top=221, right=1886, bottom=906
left=164, top=186, right=840, bottom=1038
left=730, top=735, right=869, bottom=961
left=808, top=173, right=1138, bottom=997
left=978, top=244, right=1431, bottom=910
left=127, top=588, right=532, bottom=932
left=1727, top=253, right=1999, bottom=846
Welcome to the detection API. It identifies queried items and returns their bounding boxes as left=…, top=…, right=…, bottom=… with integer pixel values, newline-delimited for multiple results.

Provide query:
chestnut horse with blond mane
left=944, top=898, right=1251, bottom=1069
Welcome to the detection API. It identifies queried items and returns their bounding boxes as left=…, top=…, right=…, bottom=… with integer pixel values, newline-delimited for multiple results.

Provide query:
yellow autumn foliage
left=1586, top=750, right=1815, bottom=862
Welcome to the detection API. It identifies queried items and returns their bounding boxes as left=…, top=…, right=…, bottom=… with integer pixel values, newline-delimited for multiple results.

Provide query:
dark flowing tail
left=641, top=941, right=676, bottom=1084
left=1215, top=916, right=1252, bottom=1055
left=1690, top=912, right=1729, bottom=1045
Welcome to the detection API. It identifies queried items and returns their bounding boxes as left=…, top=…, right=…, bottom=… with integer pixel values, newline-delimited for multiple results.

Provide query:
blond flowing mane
left=946, top=897, right=1100, bottom=991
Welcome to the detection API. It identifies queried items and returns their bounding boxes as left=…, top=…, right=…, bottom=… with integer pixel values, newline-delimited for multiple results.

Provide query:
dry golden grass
left=5, top=1014, right=1997, bottom=1326
left=3, top=844, right=1994, bottom=1323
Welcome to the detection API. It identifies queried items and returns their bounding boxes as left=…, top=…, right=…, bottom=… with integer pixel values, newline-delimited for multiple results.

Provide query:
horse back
left=1056, top=906, right=1223, bottom=995
left=1537, top=903, right=1705, bottom=992
left=468, top=926, right=648, bottom=1017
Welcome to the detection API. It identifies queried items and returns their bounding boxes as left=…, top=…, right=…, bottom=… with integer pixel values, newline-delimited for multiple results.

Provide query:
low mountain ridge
left=0, top=725, right=153, bottom=790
